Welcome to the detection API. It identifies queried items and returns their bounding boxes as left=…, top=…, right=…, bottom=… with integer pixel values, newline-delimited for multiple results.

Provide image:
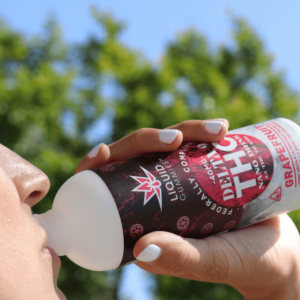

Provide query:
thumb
left=133, top=231, right=231, bottom=283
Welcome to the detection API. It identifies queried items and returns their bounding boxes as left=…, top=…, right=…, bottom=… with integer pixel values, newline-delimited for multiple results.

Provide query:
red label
left=195, top=134, right=274, bottom=207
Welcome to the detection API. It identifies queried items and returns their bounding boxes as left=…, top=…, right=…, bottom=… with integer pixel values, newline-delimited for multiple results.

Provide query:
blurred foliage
left=155, top=277, right=243, bottom=300
left=0, top=7, right=299, bottom=300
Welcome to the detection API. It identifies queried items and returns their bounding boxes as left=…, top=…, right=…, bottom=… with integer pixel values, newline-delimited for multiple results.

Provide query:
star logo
left=131, top=166, right=163, bottom=210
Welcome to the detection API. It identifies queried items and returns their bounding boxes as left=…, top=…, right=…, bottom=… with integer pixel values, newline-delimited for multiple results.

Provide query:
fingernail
left=159, top=129, right=179, bottom=144
left=88, top=143, right=103, bottom=159
left=205, top=120, right=223, bottom=134
left=136, top=244, right=162, bottom=262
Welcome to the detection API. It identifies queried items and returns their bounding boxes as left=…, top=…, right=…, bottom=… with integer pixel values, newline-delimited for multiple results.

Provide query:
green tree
left=1, top=8, right=299, bottom=300
left=0, top=15, right=117, bottom=300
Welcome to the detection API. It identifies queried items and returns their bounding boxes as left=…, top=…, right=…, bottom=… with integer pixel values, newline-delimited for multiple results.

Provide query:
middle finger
left=168, top=119, right=229, bottom=143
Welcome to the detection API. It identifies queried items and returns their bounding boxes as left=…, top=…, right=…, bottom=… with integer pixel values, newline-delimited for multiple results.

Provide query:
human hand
left=75, top=119, right=300, bottom=299
left=75, top=119, right=228, bottom=173
left=133, top=201, right=300, bottom=300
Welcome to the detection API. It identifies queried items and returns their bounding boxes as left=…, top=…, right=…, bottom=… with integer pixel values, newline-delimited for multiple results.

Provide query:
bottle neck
left=34, top=208, right=73, bottom=256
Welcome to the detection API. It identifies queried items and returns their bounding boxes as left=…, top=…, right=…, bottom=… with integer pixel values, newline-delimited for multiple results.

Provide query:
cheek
left=0, top=168, right=59, bottom=297
left=0, top=176, right=24, bottom=227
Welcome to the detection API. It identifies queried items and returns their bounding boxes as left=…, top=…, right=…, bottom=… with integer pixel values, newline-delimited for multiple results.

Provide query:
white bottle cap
left=34, top=170, right=124, bottom=271
left=34, top=209, right=73, bottom=256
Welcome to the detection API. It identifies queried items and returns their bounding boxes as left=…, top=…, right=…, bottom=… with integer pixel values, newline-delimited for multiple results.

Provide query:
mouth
left=43, top=247, right=61, bottom=264
left=34, top=215, right=61, bottom=265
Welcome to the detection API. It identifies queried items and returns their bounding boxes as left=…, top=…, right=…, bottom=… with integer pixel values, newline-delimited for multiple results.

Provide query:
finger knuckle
left=202, top=250, right=230, bottom=282
left=179, top=120, right=194, bottom=132
left=133, top=128, right=148, bottom=148
left=178, top=120, right=202, bottom=134
left=164, top=245, right=195, bottom=275
left=199, top=238, right=235, bottom=282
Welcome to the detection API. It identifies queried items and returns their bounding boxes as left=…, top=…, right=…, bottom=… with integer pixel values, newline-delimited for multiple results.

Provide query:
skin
left=0, top=144, right=65, bottom=300
left=1, top=119, right=300, bottom=299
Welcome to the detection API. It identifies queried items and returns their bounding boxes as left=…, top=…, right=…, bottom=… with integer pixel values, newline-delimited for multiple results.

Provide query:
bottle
left=34, top=118, right=300, bottom=271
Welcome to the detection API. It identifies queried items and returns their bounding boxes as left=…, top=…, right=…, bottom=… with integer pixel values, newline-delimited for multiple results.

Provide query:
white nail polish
left=137, top=244, right=162, bottom=262
left=88, top=143, right=103, bottom=159
left=159, top=129, right=179, bottom=144
left=204, top=120, right=223, bottom=134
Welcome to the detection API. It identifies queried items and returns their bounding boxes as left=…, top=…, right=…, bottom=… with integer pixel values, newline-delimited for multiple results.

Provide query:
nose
left=13, top=170, right=50, bottom=206
left=0, top=145, right=50, bottom=206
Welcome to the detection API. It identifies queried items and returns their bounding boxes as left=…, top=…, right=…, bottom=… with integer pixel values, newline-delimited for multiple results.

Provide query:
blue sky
left=0, top=1, right=299, bottom=90
left=1, top=1, right=299, bottom=299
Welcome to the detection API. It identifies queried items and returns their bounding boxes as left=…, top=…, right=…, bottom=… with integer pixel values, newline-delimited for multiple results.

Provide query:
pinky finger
left=75, top=143, right=110, bottom=174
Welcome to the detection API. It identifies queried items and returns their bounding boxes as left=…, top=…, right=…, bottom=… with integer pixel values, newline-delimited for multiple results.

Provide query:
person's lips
left=43, top=247, right=61, bottom=265
left=33, top=215, right=60, bottom=264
